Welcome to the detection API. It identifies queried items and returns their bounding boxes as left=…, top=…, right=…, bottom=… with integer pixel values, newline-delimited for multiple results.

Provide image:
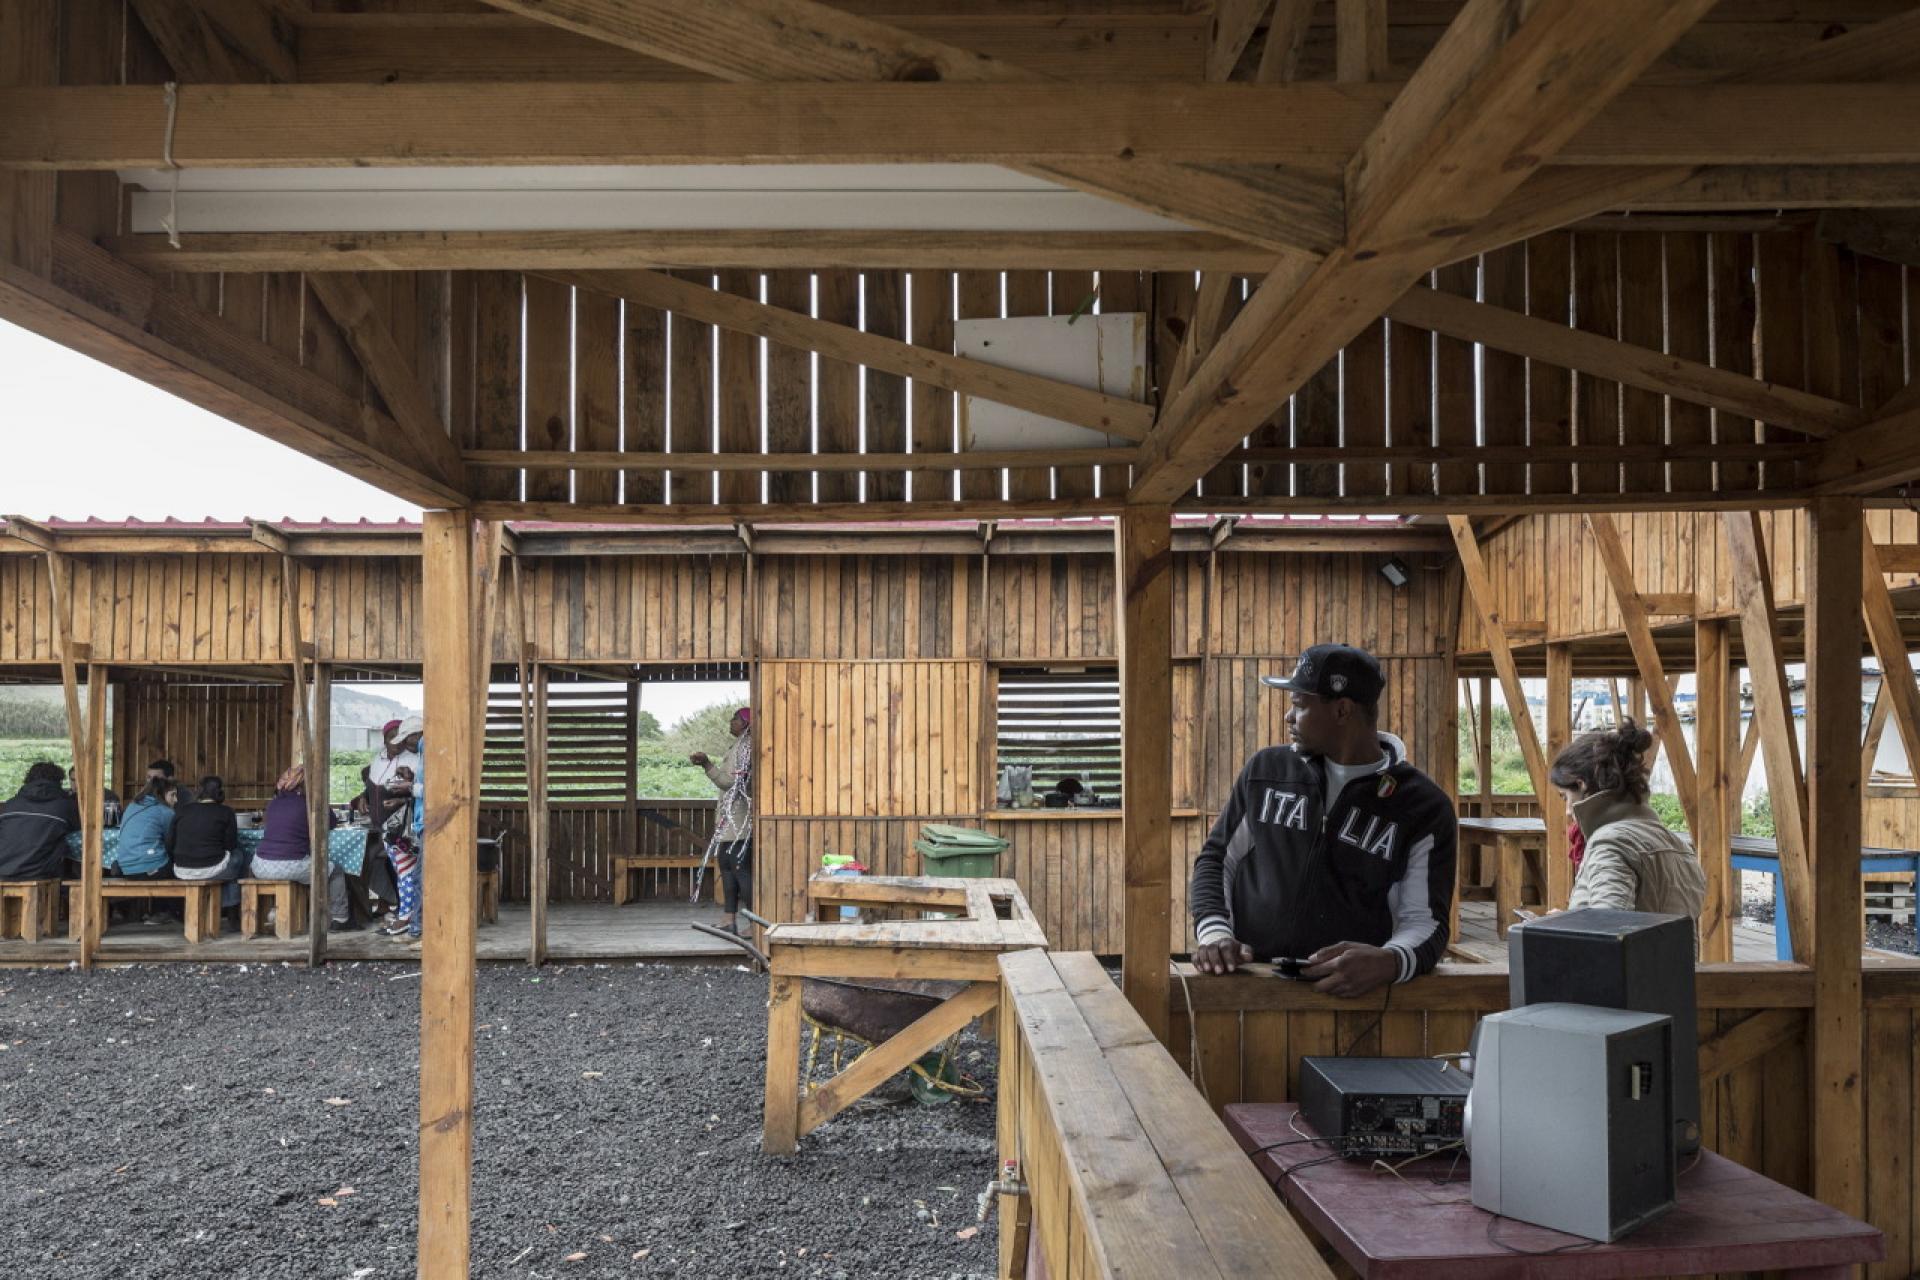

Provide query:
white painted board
left=955, top=312, right=1147, bottom=450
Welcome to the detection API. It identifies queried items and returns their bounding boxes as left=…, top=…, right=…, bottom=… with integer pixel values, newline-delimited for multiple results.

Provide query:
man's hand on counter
left=1301, top=941, right=1399, bottom=998
left=1192, top=939, right=1255, bottom=974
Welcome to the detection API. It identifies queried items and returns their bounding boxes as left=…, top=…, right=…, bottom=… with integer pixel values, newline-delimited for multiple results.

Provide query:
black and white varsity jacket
left=1190, top=732, right=1457, bottom=983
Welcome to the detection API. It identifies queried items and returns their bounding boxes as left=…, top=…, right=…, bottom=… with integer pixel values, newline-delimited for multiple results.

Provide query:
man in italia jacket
left=1190, top=645, right=1458, bottom=997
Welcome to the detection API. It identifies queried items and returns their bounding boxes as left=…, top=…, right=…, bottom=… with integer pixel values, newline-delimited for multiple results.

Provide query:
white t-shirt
left=1322, top=754, right=1388, bottom=811
left=369, top=749, right=422, bottom=793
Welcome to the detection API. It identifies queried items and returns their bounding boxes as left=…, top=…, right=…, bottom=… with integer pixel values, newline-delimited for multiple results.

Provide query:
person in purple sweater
left=251, top=765, right=355, bottom=930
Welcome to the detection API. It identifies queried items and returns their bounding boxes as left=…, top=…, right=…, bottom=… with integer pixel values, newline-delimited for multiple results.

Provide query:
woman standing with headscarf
left=253, top=765, right=353, bottom=929
left=690, top=707, right=753, bottom=937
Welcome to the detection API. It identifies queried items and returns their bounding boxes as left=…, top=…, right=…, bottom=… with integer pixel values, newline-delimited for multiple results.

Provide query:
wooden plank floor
left=0, top=901, right=742, bottom=966
left=1448, top=900, right=1911, bottom=963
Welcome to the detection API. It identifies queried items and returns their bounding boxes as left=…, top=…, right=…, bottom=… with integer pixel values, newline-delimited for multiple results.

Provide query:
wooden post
left=1476, top=676, right=1493, bottom=816
left=419, top=509, right=480, bottom=1280
left=1723, top=511, right=1813, bottom=961
left=1804, top=497, right=1864, bottom=1220
left=42, top=550, right=103, bottom=965
left=529, top=659, right=549, bottom=966
left=1694, top=619, right=1735, bottom=962
left=1544, top=644, right=1573, bottom=911
left=1859, top=536, right=1920, bottom=780
left=1116, top=506, right=1173, bottom=1044
left=81, top=663, right=106, bottom=964
left=308, top=665, right=332, bottom=965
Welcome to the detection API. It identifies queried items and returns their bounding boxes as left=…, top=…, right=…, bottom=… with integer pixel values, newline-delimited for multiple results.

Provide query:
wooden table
left=1731, top=834, right=1920, bottom=960
left=1224, top=1103, right=1882, bottom=1279
left=1455, top=816, right=1549, bottom=941
left=760, top=873, right=1045, bottom=1154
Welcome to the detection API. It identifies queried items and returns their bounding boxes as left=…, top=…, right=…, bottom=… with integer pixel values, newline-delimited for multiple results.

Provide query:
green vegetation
left=0, top=739, right=73, bottom=795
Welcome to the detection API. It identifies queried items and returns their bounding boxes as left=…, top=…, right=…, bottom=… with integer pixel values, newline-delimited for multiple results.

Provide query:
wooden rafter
left=305, top=273, right=468, bottom=492
left=1809, top=395, right=1920, bottom=495
left=1, top=233, right=465, bottom=508
left=1386, top=286, right=1860, bottom=439
left=1586, top=514, right=1699, bottom=831
left=1722, top=511, right=1812, bottom=962
left=1208, top=0, right=1270, bottom=81
left=102, top=229, right=1278, bottom=276
left=481, top=0, right=1342, bottom=258
left=1133, top=0, right=1720, bottom=504
left=131, top=0, right=295, bottom=83
left=468, top=449, right=1135, bottom=474
left=1255, top=0, right=1315, bottom=84
left=544, top=268, right=1153, bottom=441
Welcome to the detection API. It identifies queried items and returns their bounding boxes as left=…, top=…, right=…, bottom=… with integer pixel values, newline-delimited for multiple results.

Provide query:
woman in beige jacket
left=1551, top=719, right=1708, bottom=926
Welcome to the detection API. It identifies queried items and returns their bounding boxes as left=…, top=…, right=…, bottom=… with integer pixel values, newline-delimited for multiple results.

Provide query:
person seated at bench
left=66, top=767, right=121, bottom=827
left=0, top=761, right=80, bottom=882
left=146, top=759, right=194, bottom=807
left=252, top=765, right=354, bottom=932
left=1189, top=645, right=1458, bottom=997
left=167, top=775, right=248, bottom=920
left=1551, top=720, right=1706, bottom=927
left=113, top=778, right=176, bottom=881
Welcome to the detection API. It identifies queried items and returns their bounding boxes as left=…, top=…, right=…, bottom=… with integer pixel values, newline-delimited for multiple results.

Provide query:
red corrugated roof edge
left=7, top=513, right=1420, bottom=534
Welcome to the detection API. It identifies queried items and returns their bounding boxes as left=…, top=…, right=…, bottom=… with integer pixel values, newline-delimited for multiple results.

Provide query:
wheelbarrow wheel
left=909, top=1051, right=961, bottom=1107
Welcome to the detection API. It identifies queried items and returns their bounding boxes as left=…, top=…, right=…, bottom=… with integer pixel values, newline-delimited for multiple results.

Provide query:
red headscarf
left=1567, top=817, right=1586, bottom=869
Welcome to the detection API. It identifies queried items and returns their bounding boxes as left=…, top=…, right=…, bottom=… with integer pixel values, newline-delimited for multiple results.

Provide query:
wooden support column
left=419, top=509, right=480, bottom=1280
left=81, top=663, right=106, bottom=961
left=44, top=549, right=107, bottom=965
left=1695, top=619, right=1735, bottom=962
left=1805, top=497, right=1865, bottom=1220
left=1723, top=511, right=1813, bottom=961
left=1116, top=506, right=1173, bottom=1044
left=307, top=665, right=332, bottom=966
left=1476, top=677, right=1493, bottom=817
left=0, top=1, right=56, bottom=276
left=528, top=659, right=549, bottom=965
left=1544, top=644, right=1574, bottom=911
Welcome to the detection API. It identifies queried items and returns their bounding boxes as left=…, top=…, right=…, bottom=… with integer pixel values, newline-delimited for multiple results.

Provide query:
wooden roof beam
left=248, top=520, right=291, bottom=555
left=18, top=82, right=1920, bottom=171
left=1, top=515, right=56, bottom=551
left=305, top=272, right=468, bottom=494
left=1809, top=383, right=1920, bottom=494
left=0, top=233, right=466, bottom=509
left=101, top=229, right=1278, bottom=276
left=1131, top=0, right=1720, bottom=504
left=468, top=448, right=1138, bottom=474
left=1385, top=285, right=1863, bottom=439
left=544, top=270, right=1154, bottom=441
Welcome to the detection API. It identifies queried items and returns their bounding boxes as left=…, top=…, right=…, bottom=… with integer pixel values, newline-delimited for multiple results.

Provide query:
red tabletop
left=1223, top=1103, right=1882, bottom=1280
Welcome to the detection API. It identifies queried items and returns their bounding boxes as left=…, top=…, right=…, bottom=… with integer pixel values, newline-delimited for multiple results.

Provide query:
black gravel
left=0, top=963, right=1000, bottom=1280
left=1738, top=873, right=1917, bottom=955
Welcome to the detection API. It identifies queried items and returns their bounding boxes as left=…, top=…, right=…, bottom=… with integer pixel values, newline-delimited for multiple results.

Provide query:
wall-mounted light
left=1379, top=556, right=1411, bottom=589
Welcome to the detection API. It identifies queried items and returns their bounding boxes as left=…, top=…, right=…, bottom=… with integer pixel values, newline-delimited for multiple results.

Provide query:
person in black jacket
left=167, top=775, right=247, bottom=912
left=0, top=761, right=81, bottom=881
left=1190, top=645, right=1457, bottom=997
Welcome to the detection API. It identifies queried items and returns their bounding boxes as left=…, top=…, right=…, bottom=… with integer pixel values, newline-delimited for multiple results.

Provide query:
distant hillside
left=331, top=687, right=412, bottom=729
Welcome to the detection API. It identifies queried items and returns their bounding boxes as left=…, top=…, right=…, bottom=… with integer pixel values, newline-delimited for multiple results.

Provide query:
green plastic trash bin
left=915, top=823, right=1008, bottom=879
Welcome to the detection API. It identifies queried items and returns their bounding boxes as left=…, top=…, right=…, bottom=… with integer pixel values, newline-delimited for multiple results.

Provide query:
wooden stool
left=239, top=879, right=310, bottom=940
left=477, top=867, right=499, bottom=924
left=610, top=855, right=715, bottom=905
left=67, top=880, right=222, bottom=943
left=0, top=880, right=60, bottom=941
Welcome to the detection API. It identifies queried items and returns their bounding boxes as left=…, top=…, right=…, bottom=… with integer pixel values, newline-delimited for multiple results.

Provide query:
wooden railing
left=997, top=950, right=1334, bottom=1280
left=1164, top=959, right=1920, bottom=1280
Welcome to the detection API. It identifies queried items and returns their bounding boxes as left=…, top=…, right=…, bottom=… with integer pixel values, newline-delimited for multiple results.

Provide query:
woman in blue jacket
left=112, top=778, right=176, bottom=880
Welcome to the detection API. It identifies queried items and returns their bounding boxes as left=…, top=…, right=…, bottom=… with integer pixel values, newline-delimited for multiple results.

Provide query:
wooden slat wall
left=482, top=800, right=715, bottom=905
left=115, top=680, right=290, bottom=808
left=1458, top=509, right=1920, bottom=653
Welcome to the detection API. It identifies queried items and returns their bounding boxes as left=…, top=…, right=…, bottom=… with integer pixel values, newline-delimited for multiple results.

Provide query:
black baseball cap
left=1260, top=644, right=1385, bottom=706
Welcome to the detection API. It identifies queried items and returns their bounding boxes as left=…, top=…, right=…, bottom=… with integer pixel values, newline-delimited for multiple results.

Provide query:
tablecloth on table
left=67, top=824, right=374, bottom=877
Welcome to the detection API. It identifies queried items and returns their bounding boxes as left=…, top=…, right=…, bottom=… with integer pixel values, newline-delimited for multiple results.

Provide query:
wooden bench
left=65, top=879, right=222, bottom=943
left=0, top=880, right=60, bottom=941
left=478, top=867, right=499, bottom=923
left=238, top=878, right=309, bottom=940
left=610, top=855, right=717, bottom=905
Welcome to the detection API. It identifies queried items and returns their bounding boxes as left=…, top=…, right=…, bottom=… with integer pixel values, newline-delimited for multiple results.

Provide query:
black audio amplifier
left=1298, top=1056, right=1469, bottom=1158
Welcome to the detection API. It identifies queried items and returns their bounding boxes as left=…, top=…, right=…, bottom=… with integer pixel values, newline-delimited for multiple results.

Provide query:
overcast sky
left=0, top=318, right=422, bottom=524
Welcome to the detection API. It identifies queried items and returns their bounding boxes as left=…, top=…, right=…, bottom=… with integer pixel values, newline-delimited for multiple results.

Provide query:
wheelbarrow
left=693, top=911, right=982, bottom=1105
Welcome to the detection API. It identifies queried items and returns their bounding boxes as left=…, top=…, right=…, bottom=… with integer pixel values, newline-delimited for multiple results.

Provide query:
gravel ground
left=1737, top=871, right=1918, bottom=954
left=0, top=963, right=1000, bottom=1280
